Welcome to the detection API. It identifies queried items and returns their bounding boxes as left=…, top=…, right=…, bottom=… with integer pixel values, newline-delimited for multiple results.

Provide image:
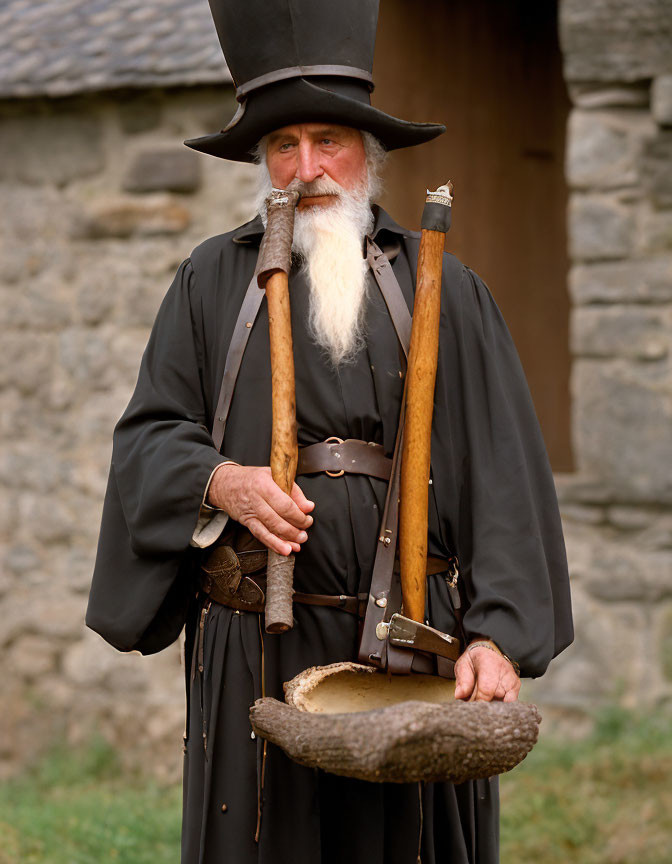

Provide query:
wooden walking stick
left=256, top=187, right=301, bottom=633
left=399, top=183, right=453, bottom=623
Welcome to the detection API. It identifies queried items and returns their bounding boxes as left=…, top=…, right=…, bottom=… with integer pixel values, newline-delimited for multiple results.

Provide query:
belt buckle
left=324, top=436, right=345, bottom=477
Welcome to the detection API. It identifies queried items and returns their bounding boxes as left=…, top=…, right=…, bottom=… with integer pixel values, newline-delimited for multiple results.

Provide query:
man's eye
left=321, top=138, right=334, bottom=145
left=278, top=142, right=294, bottom=152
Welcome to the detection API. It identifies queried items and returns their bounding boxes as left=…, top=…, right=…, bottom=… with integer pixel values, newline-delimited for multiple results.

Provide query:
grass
left=0, top=708, right=670, bottom=863
left=500, top=706, right=672, bottom=863
left=0, top=738, right=181, bottom=864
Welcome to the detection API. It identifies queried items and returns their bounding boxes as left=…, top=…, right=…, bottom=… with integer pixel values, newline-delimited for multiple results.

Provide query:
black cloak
left=87, top=207, right=573, bottom=864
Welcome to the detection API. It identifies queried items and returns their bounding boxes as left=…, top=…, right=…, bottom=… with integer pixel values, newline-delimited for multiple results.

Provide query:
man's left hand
left=454, top=644, right=521, bottom=703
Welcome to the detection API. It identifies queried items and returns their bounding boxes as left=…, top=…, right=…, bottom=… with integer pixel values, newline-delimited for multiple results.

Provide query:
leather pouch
left=200, top=529, right=268, bottom=608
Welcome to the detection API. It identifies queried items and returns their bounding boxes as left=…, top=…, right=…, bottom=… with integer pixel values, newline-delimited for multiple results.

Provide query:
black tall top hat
left=184, top=0, right=446, bottom=162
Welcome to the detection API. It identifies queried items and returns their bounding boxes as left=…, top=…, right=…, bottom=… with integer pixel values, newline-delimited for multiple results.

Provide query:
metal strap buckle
left=324, top=436, right=345, bottom=477
left=446, top=557, right=459, bottom=589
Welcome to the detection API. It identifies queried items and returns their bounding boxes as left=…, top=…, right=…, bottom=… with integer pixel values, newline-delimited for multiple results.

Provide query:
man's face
left=265, top=123, right=367, bottom=209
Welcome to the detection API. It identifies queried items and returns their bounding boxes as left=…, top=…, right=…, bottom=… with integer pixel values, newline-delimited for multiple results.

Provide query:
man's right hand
left=207, top=464, right=314, bottom=556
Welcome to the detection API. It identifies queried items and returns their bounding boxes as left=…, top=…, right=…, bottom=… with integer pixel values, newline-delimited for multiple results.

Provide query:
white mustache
left=287, top=176, right=344, bottom=199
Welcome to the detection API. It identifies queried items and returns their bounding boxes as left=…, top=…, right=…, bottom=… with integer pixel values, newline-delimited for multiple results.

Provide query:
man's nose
left=296, top=142, right=324, bottom=184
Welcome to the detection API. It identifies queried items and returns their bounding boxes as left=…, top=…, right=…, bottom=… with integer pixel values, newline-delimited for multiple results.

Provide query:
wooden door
left=374, top=0, right=572, bottom=471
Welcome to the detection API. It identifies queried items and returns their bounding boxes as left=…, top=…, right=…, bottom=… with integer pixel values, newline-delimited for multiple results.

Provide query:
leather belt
left=203, top=587, right=368, bottom=617
left=296, top=437, right=392, bottom=480
left=200, top=540, right=453, bottom=619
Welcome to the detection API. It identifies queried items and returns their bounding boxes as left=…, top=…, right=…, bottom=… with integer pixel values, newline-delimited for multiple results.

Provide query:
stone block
left=568, top=195, right=634, bottom=261
left=0, top=566, right=14, bottom=606
left=74, top=390, right=127, bottom=446
left=7, top=635, right=58, bottom=679
left=0, top=587, right=85, bottom=647
left=0, top=388, right=52, bottom=443
left=0, top=184, right=76, bottom=246
left=572, top=359, right=672, bottom=502
left=31, top=677, right=78, bottom=713
left=522, top=583, right=650, bottom=709
left=570, top=258, right=672, bottom=304
left=640, top=131, right=672, bottom=209
left=571, top=306, right=670, bottom=361
left=118, top=275, right=165, bottom=328
left=46, top=368, right=78, bottom=413
left=558, top=503, right=606, bottom=526
left=652, top=76, right=672, bottom=127
left=0, top=112, right=104, bottom=186
left=0, top=332, right=57, bottom=396
left=637, top=207, right=672, bottom=255
left=76, top=280, right=116, bottom=326
left=552, top=522, right=596, bottom=599
left=554, top=472, right=614, bottom=505
left=63, top=633, right=147, bottom=691
left=51, top=546, right=97, bottom=594
left=193, top=91, right=237, bottom=130
left=635, top=512, right=672, bottom=551
left=15, top=493, right=76, bottom=547
left=569, top=82, right=651, bottom=110
left=73, top=254, right=159, bottom=328
left=2, top=544, right=41, bottom=578
left=0, top=248, right=35, bottom=287
left=566, top=110, right=650, bottom=189
left=607, top=505, right=661, bottom=531
left=110, top=330, right=154, bottom=384
left=34, top=593, right=87, bottom=639
left=582, top=545, right=672, bottom=603
left=0, top=275, right=73, bottom=331
left=72, top=195, right=191, bottom=239
left=0, top=445, right=67, bottom=492
left=560, top=0, right=672, bottom=83
left=123, top=148, right=201, bottom=194
left=658, top=604, right=672, bottom=682
left=117, top=94, right=163, bottom=135
left=58, top=327, right=115, bottom=389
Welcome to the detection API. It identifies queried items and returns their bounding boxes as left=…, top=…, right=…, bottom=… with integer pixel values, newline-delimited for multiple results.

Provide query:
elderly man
left=87, top=1, right=573, bottom=862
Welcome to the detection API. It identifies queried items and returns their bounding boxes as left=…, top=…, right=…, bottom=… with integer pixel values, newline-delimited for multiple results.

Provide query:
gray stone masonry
left=560, top=0, right=672, bottom=83
left=0, top=86, right=257, bottom=780
left=533, top=0, right=672, bottom=718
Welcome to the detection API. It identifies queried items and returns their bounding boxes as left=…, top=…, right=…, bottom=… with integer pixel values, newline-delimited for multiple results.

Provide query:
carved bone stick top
left=256, top=188, right=301, bottom=288
left=422, top=181, right=453, bottom=234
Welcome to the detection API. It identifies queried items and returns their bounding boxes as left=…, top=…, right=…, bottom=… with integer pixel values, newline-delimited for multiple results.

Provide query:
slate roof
left=0, top=0, right=231, bottom=98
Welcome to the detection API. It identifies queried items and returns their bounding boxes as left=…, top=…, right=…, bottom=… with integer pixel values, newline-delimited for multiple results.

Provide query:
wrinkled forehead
left=269, top=122, right=361, bottom=140
left=258, top=123, right=364, bottom=153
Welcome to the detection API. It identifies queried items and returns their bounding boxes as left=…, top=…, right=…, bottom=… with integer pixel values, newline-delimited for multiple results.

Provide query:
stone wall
left=0, top=86, right=257, bottom=779
left=523, top=0, right=672, bottom=714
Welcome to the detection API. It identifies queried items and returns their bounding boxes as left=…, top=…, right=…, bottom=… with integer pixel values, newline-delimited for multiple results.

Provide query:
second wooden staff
left=399, top=183, right=454, bottom=623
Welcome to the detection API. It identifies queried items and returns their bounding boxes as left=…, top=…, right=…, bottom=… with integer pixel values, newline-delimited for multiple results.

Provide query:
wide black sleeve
left=86, top=258, right=228, bottom=653
left=432, top=262, right=573, bottom=678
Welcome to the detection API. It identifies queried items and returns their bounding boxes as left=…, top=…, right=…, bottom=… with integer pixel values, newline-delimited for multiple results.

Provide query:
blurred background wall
left=0, top=0, right=670, bottom=780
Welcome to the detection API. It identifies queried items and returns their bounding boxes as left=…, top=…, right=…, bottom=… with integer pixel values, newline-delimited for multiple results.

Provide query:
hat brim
left=183, top=78, right=445, bottom=162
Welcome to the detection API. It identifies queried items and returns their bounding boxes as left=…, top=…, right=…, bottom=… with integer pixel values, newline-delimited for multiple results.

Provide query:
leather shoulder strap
left=357, top=393, right=409, bottom=671
left=358, top=237, right=415, bottom=673
left=366, top=237, right=412, bottom=355
left=211, top=274, right=263, bottom=452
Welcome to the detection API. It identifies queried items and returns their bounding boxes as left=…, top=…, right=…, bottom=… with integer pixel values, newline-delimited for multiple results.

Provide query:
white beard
left=255, top=170, right=375, bottom=366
